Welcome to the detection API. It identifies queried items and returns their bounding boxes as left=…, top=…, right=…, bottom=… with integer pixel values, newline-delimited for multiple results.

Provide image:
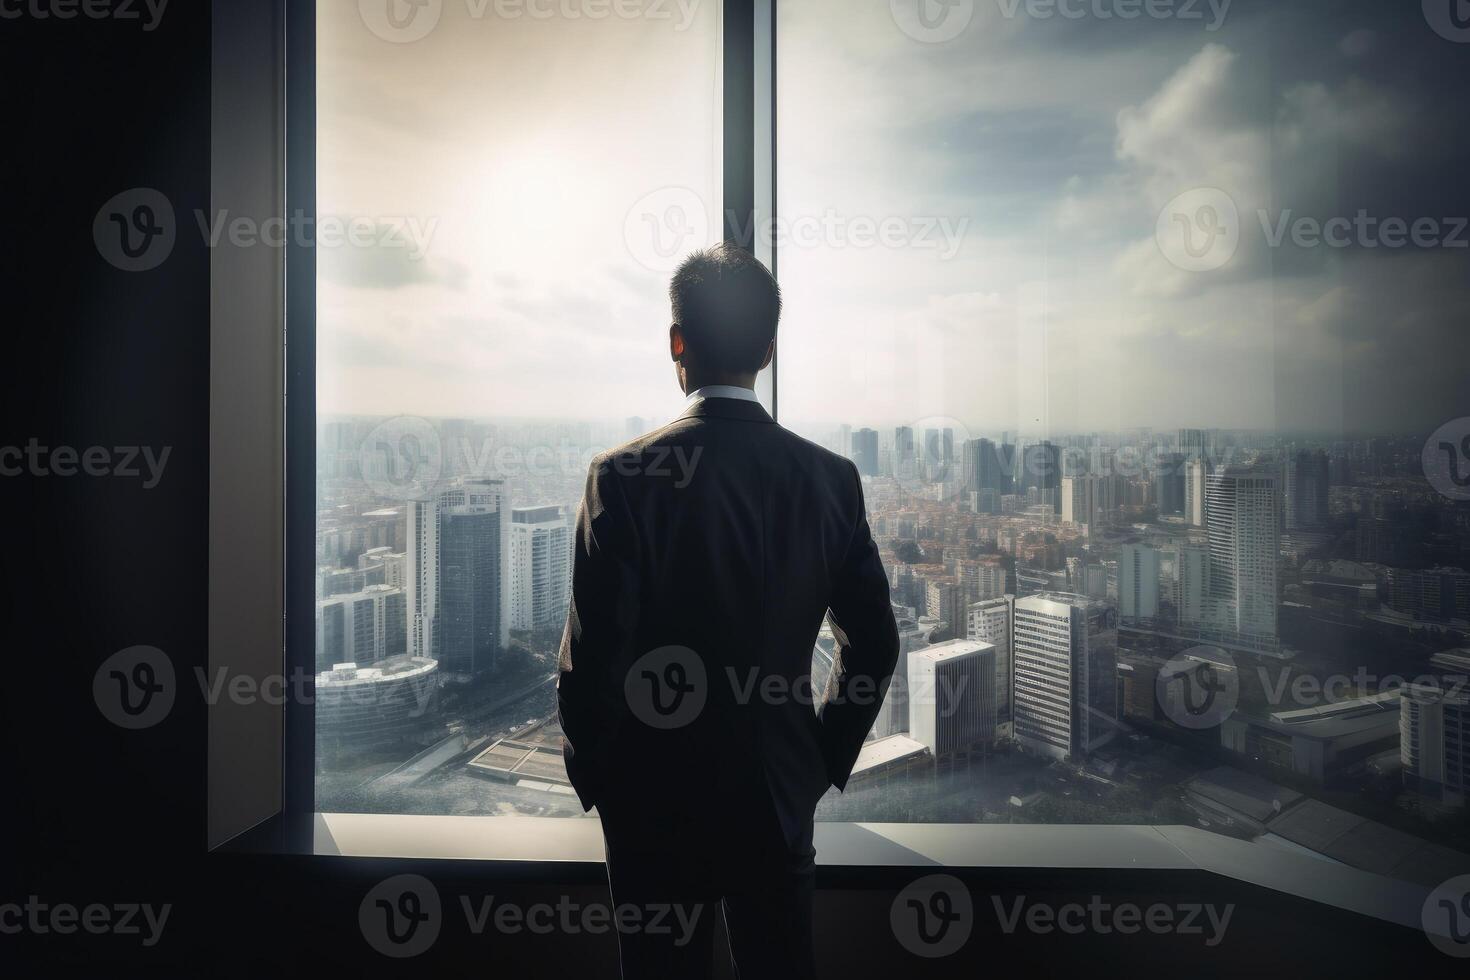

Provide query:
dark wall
left=0, top=3, right=1456, bottom=976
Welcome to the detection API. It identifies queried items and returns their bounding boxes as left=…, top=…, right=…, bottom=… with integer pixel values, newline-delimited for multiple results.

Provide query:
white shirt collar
left=685, top=385, right=759, bottom=405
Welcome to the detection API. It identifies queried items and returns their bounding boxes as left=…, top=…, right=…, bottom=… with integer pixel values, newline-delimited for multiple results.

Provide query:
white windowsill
left=313, top=813, right=1436, bottom=935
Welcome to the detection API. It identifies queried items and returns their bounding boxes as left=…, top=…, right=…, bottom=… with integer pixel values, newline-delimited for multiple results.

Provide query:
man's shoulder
left=773, top=425, right=859, bottom=481
left=589, top=417, right=698, bottom=469
left=586, top=417, right=857, bottom=489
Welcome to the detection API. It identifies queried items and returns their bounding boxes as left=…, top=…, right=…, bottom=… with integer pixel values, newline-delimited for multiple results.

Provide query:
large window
left=313, top=1, right=718, bottom=817
left=308, top=0, right=1470, bottom=892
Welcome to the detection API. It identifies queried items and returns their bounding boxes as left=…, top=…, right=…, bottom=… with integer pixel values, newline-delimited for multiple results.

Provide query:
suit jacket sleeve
left=819, top=461, right=900, bottom=791
left=557, top=455, right=642, bottom=811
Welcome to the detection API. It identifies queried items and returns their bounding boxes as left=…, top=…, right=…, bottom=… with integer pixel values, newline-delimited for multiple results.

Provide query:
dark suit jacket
left=557, top=396, right=900, bottom=842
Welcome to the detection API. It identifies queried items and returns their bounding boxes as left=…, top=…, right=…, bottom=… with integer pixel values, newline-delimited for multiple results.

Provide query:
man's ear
left=759, top=338, right=775, bottom=370
left=670, top=323, right=686, bottom=360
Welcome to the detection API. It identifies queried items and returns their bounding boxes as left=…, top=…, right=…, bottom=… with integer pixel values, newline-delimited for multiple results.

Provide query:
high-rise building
left=1386, top=567, right=1470, bottom=622
left=1205, top=467, right=1280, bottom=648
left=924, top=577, right=964, bottom=638
left=961, top=438, right=1014, bottom=496
left=1119, top=544, right=1161, bottom=621
left=509, top=505, right=573, bottom=632
left=315, top=584, right=407, bottom=670
left=907, top=639, right=997, bottom=761
left=1176, top=543, right=1210, bottom=625
left=872, top=620, right=930, bottom=739
left=1012, top=592, right=1118, bottom=760
left=1178, top=428, right=1216, bottom=461
left=967, top=595, right=1014, bottom=734
left=1154, top=452, right=1186, bottom=516
left=1401, top=680, right=1469, bottom=808
left=1061, top=474, right=1116, bottom=528
left=1023, top=440, right=1061, bottom=499
left=1184, top=458, right=1209, bottom=527
left=407, top=479, right=509, bottom=675
left=895, top=427, right=915, bottom=468
left=852, top=428, right=879, bottom=477
left=1284, top=449, right=1330, bottom=530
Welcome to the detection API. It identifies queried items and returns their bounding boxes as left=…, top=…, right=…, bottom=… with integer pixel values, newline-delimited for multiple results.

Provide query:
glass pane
left=779, top=0, right=1470, bottom=881
left=314, top=3, right=719, bottom=816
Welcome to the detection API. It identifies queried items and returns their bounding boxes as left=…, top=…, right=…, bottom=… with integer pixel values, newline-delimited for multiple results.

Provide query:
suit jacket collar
left=676, top=397, right=775, bottom=424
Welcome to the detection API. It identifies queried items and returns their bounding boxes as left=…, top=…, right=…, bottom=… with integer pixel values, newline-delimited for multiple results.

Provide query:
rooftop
left=911, top=639, right=994, bottom=665
left=317, top=656, right=437, bottom=687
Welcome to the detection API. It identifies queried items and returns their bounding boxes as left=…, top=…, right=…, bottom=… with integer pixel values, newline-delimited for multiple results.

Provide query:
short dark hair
left=669, top=242, right=781, bottom=373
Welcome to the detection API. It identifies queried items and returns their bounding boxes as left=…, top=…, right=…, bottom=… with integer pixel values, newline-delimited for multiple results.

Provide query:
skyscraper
left=1401, top=680, right=1469, bottom=808
left=314, top=584, right=407, bottom=670
left=871, top=619, right=930, bottom=739
left=894, top=426, right=915, bottom=469
left=1061, top=475, right=1108, bottom=528
left=852, top=428, right=879, bottom=477
left=1176, top=543, right=1210, bottom=625
left=1118, top=544, right=1161, bottom=621
left=967, top=595, right=1014, bottom=734
left=408, top=478, right=510, bottom=675
left=1205, top=467, right=1280, bottom=648
left=1178, top=428, right=1216, bottom=461
left=907, top=640, right=996, bottom=762
left=1184, top=458, right=1208, bottom=527
left=961, top=437, right=1014, bottom=496
left=509, top=505, right=573, bottom=632
left=1154, top=452, right=1186, bottom=516
left=1012, top=592, right=1118, bottom=760
left=1283, top=449, right=1330, bottom=530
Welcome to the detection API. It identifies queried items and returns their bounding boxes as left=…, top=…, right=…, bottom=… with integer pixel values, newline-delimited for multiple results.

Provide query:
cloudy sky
left=319, top=0, right=1470, bottom=438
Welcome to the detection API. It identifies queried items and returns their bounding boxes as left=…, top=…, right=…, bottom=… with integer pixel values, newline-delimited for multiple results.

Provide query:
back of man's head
left=669, top=243, right=782, bottom=374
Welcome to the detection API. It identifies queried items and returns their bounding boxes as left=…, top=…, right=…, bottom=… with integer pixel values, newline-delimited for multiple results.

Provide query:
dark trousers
left=598, top=793, right=817, bottom=980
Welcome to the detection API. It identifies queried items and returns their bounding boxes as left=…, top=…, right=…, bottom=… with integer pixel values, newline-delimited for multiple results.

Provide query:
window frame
left=191, top=0, right=1438, bottom=936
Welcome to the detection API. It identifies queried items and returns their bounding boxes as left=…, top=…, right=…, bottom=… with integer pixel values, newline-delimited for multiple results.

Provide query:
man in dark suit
left=557, top=242, right=900, bottom=979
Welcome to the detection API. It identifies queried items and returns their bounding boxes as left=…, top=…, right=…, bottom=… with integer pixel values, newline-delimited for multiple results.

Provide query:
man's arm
left=818, top=461, right=900, bottom=791
left=557, top=455, right=642, bottom=811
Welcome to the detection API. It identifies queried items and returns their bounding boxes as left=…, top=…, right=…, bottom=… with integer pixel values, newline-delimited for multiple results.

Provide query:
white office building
left=1012, top=592, right=1118, bottom=760
left=509, top=505, right=574, bottom=632
left=907, top=639, right=996, bottom=761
